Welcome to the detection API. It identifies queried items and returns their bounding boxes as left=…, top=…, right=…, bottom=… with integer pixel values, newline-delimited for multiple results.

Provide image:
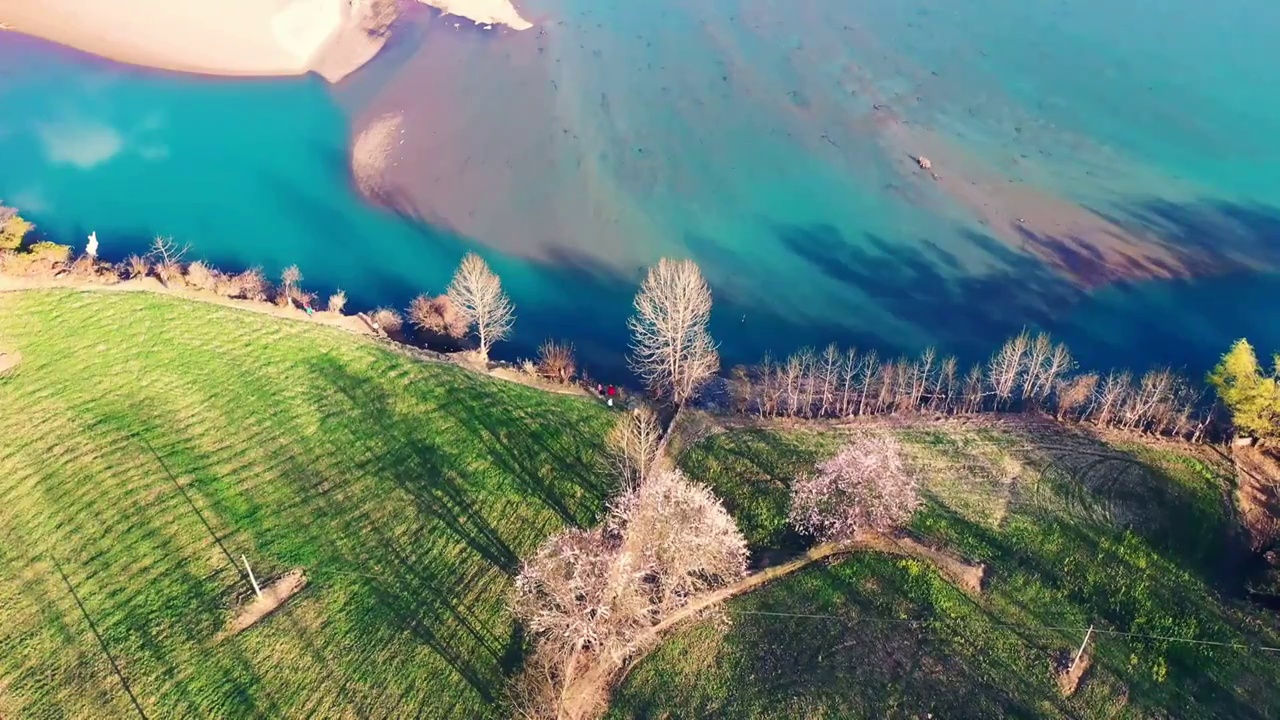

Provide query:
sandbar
left=0, top=0, right=394, bottom=82
left=417, top=0, right=533, bottom=30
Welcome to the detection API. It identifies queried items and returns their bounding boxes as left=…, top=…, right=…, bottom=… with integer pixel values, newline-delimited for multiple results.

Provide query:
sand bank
left=417, top=0, right=532, bottom=30
left=0, top=0, right=393, bottom=82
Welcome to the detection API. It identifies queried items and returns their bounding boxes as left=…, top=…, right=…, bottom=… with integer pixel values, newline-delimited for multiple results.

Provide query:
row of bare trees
left=728, top=330, right=1214, bottom=441
left=130, top=239, right=518, bottom=362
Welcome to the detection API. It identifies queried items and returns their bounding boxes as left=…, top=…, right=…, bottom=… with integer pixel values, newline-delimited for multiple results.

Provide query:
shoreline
left=1, top=0, right=532, bottom=82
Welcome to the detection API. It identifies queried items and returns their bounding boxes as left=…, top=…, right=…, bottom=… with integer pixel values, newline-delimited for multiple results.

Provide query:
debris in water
left=917, top=156, right=932, bottom=170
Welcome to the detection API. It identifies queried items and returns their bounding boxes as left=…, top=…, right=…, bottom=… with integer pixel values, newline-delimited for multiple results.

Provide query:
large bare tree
left=447, top=252, right=515, bottom=361
left=511, top=468, right=746, bottom=719
left=628, top=259, right=720, bottom=406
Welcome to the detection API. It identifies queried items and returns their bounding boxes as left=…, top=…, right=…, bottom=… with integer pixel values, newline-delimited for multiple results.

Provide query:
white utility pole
left=241, top=554, right=263, bottom=598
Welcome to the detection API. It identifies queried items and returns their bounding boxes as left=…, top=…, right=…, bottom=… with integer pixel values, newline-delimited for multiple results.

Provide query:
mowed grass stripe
left=0, top=289, right=612, bottom=719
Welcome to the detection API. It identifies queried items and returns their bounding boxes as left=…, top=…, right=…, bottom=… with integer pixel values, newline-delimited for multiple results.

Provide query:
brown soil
left=1233, top=446, right=1280, bottom=552
left=0, top=350, right=19, bottom=375
left=223, top=569, right=308, bottom=637
left=1055, top=645, right=1093, bottom=697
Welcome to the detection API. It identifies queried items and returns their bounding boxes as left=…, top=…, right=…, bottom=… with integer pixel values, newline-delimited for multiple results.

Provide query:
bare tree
left=987, top=331, right=1030, bottom=409
left=147, top=235, right=189, bottom=287
left=789, top=434, right=922, bottom=542
left=759, top=353, right=782, bottom=418
left=606, top=406, right=663, bottom=487
left=837, top=348, right=859, bottom=418
left=816, top=344, right=841, bottom=418
left=511, top=468, right=747, bottom=719
left=1039, top=341, right=1076, bottom=407
left=1092, top=370, right=1132, bottom=427
left=934, top=355, right=958, bottom=414
left=961, top=364, right=986, bottom=414
left=280, top=264, right=302, bottom=300
left=447, top=252, right=516, bottom=361
left=858, top=350, right=879, bottom=416
left=911, top=347, right=936, bottom=411
left=628, top=259, right=720, bottom=406
left=782, top=352, right=804, bottom=417
left=1021, top=332, right=1053, bottom=404
left=728, top=365, right=755, bottom=415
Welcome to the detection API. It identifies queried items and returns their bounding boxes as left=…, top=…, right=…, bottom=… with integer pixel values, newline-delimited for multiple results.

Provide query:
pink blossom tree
left=788, top=434, right=922, bottom=542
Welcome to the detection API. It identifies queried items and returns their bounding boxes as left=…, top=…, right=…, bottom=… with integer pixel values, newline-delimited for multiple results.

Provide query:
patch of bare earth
left=0, top=350, right=19, bottom=375
left=1234, top=446, right=1280, bottom=552
left=223, top=569, right=308, bottom=637
left=1055, top=646, right=1093, bottom=697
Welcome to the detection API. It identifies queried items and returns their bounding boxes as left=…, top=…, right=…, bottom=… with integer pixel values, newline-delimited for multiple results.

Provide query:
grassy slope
left=611, top=425, right=1280, bottom=719
left=0, top=289, right=612, bottom=719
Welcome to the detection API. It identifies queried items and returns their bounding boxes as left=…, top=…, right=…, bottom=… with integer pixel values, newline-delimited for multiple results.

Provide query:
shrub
left=537, top=340, right=577, bottom=383
left=327, top=290, right=348, bottom=313
left=789, top=434, right=921, bottom=542
left=65, top=255, right=103, bottom=280
left=0, top=206, right=34, bottom=252
left=185, top=261, right=218, bottom=291
left=0, top=242, right=73, bottom=277
left=27, top=242, right=71, bottom=265
left=408, top=294, right=468, bottom=338
left=370, top=307, right=403, bottom=334
left=155, top=261, right=184, bottom=287
left=227, top=268, right=269, bottom=301
left=125, top=254, right=150, bottom=279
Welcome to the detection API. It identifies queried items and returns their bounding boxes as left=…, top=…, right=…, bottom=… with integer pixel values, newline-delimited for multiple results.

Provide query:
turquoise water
left=2, top=0, right=1279, bottom=378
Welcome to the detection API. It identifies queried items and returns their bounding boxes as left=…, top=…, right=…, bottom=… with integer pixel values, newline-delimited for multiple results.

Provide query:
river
left=2, top=0, right=1278, bottom=379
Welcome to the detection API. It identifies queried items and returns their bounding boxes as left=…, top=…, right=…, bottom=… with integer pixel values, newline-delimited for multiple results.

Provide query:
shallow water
left=2, top=0, right=1278, bottom=379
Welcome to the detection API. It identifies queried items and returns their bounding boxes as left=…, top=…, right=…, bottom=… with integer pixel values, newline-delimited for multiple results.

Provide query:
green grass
left=611, top=425, right=1280, bottom=719
left=0, top=289, right=613, bottom=719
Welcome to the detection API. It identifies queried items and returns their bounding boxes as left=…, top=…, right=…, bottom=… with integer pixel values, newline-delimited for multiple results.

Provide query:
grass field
left=611, top=425, right=1280, bottom=718
left=0, top=289, right=613, bottom=719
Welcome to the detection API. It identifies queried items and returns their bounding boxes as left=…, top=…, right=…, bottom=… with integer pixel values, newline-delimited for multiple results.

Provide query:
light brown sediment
left=1, top=0, right=391, bottom=83
left=351, top=112, right=405, bottom=199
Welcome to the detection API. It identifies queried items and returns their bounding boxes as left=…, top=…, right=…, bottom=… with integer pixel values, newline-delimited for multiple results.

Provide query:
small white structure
left=85, top=231, right=99, bottom=258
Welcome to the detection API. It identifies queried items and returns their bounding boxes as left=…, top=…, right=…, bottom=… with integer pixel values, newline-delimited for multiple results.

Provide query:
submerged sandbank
left=0, top=0, right=393, bottom=82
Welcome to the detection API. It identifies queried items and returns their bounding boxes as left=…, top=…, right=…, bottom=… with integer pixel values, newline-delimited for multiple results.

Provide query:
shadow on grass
left=256, top=355, right=613, bottom=706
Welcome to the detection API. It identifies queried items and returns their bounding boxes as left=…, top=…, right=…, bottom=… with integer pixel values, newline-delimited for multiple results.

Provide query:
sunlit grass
left=0, top=289, right=612, bottom=719
left=611, top=426, right=1280, bottom=719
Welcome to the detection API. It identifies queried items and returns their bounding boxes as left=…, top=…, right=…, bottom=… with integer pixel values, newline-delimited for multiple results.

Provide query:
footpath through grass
left=611, top=425, right=1280, bottom=719
left=0, top=289, right=612, bottom=719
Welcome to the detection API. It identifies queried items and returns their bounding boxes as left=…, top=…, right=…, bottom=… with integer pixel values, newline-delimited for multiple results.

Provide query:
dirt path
left=560, top=533, right=985, bottom=719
